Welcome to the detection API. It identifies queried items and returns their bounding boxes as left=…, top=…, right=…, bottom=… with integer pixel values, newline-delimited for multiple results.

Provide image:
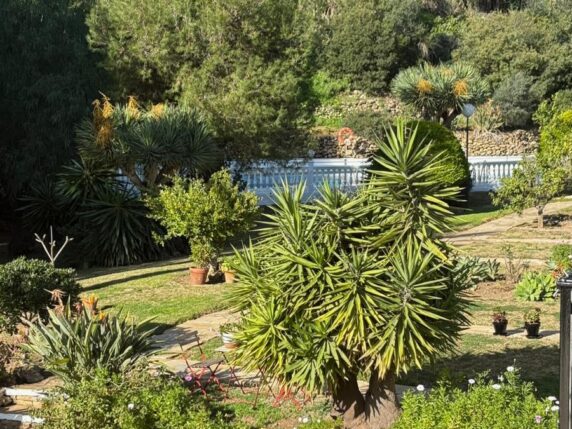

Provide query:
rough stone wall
left=314, top=91, right=403, bottom=121
left=314, top=129, right=539, bottom=158
left=453, top=129, right=538, bottom=156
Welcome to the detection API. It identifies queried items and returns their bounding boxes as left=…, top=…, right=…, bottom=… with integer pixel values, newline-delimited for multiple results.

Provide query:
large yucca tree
left=392, top=62, right=488, bottom=128
left=228, top=120, right=471, bottom=429
left=76, top=97, right=220, bottom=194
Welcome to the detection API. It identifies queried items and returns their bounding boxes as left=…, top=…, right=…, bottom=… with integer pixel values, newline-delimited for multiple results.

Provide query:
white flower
left=468, top=379, right=476, bottom=385
left=551, top=405, right=560, bottom=412
left=498, top=375, right=504, bottom=382
left=298, top=418, right=302, bottom=422
left=556, top=400, right=560, bottom=405
left=492, top=384, right=501, bottom=390
left=302, top=417, right=310, bottom=424
left=317, top=419, right=321, bottom=423
left=506, top=366, right=515, bottom=372
left=548, top=396, right=557, bottom=402
left=127, top=403, right=135, bottom=411
left=416, top=384, right=425, bottom=392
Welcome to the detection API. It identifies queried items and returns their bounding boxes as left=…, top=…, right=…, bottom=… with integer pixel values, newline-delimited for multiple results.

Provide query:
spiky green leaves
left=229, top=120, right=471, bottom=395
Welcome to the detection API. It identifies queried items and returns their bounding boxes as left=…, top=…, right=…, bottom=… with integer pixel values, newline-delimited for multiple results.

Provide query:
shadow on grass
left=80, top=267, right=187, bottom=292
left=398, top=344, right=560, bottom=397
left=76, top=257, right=188, bottom=281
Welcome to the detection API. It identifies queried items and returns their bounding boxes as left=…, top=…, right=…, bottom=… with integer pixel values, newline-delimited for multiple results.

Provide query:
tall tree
left=0, top=0, right=104, bottom=207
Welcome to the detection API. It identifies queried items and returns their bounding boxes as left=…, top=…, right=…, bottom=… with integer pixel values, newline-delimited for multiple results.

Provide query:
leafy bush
left=393, top=369, right=558, bottom=429
left=324, top=0, right=428, bottom=94
left=453, top=10, right=572, bottom=100
left=39, top=369, right=229, bottom=429
left=25, top=300, right=156, bottom=383
left=341, top=110, right=392, bottom=141
left=492, top=72, right=542, bottom=128
left=539, top=109, right=572, bottom=173
left=515, top=272, right=556, bottom=302
left=147, top=169, right=259, bottom=268
left=549, top=244, right=572, bottom=271
left=308, top=70, right=349, bottom=107
left=534, top=90, right=572, bottom=129
left=391, top=62, right=488, bottom=127
left=453, top=99, right=503, bottom=132
left=0, top=257, right=79, bottom=332
left=373, top=120, right=470, bottom=192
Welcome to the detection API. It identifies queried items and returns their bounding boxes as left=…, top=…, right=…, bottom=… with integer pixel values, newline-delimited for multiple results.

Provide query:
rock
left=15, top=366, right=45, bottom=384
left=0, top=388, right=14, bottom=407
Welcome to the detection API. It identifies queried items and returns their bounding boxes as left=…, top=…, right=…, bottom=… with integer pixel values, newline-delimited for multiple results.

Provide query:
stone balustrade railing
left=238, top=156, right=523, bottom=205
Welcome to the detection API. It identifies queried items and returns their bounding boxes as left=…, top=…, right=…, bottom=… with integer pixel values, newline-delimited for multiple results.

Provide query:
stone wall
left=453, top=129, right=538, bottom=156
left=314, top=129, right=539, bottom=158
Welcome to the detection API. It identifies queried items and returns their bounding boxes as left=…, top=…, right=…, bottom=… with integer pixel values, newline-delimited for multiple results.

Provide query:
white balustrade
left=237, top=156, right=523, bottom=205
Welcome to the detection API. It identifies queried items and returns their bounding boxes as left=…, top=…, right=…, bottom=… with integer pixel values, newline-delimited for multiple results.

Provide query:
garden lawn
left=78, top=258, right=231, bottom=333
left=398, top=278, right=561, bottom=397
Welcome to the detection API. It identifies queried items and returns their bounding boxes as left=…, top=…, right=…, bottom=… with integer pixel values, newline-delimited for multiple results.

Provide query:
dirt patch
left=469, top=281, right=515, bottom=302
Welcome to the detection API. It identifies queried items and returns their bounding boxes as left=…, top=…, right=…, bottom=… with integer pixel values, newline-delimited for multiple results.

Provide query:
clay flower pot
left=223, top=270, right=236, bottom=284
left=190, top=267, right=208, bottom=285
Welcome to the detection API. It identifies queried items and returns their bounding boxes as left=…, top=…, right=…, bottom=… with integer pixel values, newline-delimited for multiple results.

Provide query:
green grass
left=451, top=202, right=506, bottom=231
left=78, top=259, right=231, bottom=333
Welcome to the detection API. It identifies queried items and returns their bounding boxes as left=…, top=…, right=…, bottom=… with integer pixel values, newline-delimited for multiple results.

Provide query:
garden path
left=447, top=198, right=572, bottom=245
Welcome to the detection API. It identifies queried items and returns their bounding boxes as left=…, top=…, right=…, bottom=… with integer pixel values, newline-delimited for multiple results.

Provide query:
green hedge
left=0, top=257, right=79, bottom=332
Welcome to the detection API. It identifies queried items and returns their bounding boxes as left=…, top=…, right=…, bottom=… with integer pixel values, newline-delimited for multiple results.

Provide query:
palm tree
left=228, top=120, right=472, bottom=429
left=76, top=96, right=221, bottom=194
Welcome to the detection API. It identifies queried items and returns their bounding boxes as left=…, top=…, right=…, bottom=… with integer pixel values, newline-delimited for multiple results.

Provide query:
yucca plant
left=228, top=120, right=472, bottom=429
left=76, top=96, right=221, bottom=194
left=391, top=62, right=488, bottom=127
left=24, top=300, right=157, bottom=383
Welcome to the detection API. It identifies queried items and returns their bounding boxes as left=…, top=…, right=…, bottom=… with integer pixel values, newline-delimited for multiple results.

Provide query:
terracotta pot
left=525, top=322, right=541, bottom=338
left=223, top=270, right=236, bottom=284
left=492, top=320, right=508, bottom=336
left=190, top=267, right=208, bottom=285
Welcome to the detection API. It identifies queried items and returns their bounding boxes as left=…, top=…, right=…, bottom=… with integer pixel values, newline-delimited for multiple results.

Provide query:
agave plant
left=24, top=301, right=157, bottom=383
left=391, top=62, right=488, bottom=127
left=229, top=120, right=472, bottom=429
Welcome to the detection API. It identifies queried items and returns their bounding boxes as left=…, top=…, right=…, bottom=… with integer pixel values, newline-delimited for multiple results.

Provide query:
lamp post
left=558, top=272, right=572, bottom=429
left=461, top=103, right=476, bottom=158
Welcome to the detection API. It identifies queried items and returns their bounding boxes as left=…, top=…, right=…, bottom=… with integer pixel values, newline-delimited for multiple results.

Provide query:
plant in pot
left=220, top=255, right=238, bottom=284
left=220, top=322, right=240, bottom=349
left=523, top=308, right=541, bottom=338
left=147, top=170, right=259, bottom=285
left=492, top=307, right=508, bottom=336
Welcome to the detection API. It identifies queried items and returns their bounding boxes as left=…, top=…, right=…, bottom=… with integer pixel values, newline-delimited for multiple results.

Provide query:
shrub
left=515, top=272, right=556, bottom=302
left=539, top=109, right=572, bottom=173
left=0, top=257, right=80, bottom=332
left=147, top=169, right=259, bottom=268
left=454, top=256, right=500, bottom=287
left=492, top=72, right=542, bottom=128
left=24, top=300, right=156, bottom=383
left=453, top=10, right=572, bottom=99
left=39, top=369, right=228, bottom=429
left=534, top=89, right=572, bottom=129
left=549, top=244, right=572, bottom=271
left=341, top=110, right=392, bottom=141
left=391, top=62, right=488, bottom=127
left=372, top=120, right=471, bottom=191
left=324, top=0, right=428, bottom=94
left=393, top=369, right=558, bottom=429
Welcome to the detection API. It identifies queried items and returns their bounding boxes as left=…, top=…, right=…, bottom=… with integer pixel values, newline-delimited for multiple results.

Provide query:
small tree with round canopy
left=228, top=120, right=472, bottom=429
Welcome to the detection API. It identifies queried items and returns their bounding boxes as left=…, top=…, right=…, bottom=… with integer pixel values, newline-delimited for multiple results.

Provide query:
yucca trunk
left=331, top=372, right=400, bottom=429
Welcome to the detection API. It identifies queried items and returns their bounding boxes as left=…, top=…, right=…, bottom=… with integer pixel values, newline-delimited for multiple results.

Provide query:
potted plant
left=220, top=255, right=238, bottom=284
left=492, top=308, right=508, bottom=336
left=524, top=308, right=541, bottom=338
left=147, top=170, right=259, bottom=285
left=220, top=322, right=240, bottom=348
